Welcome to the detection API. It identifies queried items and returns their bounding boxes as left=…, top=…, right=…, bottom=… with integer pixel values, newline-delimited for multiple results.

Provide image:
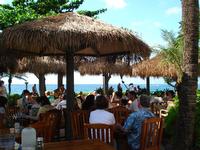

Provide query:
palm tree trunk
left=38, top=74, right=46, bottom=96
left=174, top=0, right=199, bottom=149
left=103, top=73, right=111, bottom=95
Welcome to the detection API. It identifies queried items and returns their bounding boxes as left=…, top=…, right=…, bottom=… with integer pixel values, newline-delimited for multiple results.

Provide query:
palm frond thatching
left=17, top=57, right=66, bottom=75
left=132, top=54, right=178, bottom=78
left=78, top=60, right=132, bottom=76
left=1, top=12, right=150, bottom=57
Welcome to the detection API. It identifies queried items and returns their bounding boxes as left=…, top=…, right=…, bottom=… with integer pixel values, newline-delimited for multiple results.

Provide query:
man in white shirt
left=89, top=95, right=115, bottom=125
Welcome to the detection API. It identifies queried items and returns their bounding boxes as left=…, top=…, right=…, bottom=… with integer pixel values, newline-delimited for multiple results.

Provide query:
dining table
left=44, top=139, right=115, bottom=150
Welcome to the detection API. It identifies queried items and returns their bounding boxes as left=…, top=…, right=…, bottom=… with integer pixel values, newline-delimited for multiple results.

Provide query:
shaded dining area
left=0, top=11, right=166, bottom=150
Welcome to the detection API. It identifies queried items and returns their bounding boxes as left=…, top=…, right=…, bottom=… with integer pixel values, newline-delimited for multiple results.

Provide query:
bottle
left=36, top=137, right=44, bottom=150
left=21, top=127, right=36, bottom=150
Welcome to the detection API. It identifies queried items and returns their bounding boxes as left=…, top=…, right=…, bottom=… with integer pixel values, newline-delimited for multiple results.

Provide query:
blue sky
left=0, top=0, right=182, bottom=85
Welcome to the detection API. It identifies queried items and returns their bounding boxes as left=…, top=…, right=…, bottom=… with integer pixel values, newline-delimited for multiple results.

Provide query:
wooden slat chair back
left=70, top=110, right=89, bottom=139
left=30, top=109, right=61, bottom=142
left=140, top=118, right=163, bottom=150
left=84, top=123, right=114, bottom=144
left=108, top=106, right=131, bottom=125
left=0, top=114, right=5, bottom=129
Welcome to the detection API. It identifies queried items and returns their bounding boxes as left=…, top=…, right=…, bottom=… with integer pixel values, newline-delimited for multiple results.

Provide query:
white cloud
left=166, top=7, right=181, bottom=15
left=153, top=21, right=162, bottom=28
left=104, top=0, right=127, bottom=9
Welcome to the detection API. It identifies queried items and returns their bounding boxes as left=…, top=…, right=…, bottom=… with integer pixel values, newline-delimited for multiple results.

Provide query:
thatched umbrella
left=78, top=60, right=132, bottom=76
left=1, top=12, right=150, bottom=107
left=132, top=54, right=178, bottom=92
left=1, top=12, right=150, bottom=139
left=17, top=57, right=66, bottom=95
left=132, top=55, right=178, bottom=78
left=78, top=57, right=133, bottom=93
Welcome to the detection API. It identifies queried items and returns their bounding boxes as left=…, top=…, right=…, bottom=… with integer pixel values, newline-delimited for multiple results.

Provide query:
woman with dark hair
left=82, top=94, right=95, bottom=111
left=25, top=96, right=53, bottom=120
left=36, top=96, right=54, bottom=117
left=89, top=95, right=115, bottom=125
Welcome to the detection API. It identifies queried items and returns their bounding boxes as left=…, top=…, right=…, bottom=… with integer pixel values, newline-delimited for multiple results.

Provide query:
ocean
left=6, top=84, right=176, bottom=95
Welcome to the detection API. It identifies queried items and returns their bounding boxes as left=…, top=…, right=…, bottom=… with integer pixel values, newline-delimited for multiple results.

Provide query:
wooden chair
left=30, top=109, right=61, bottom=142
left=70, top=110, right=89, bottom=139
left=108, top=106, right=131, bottom=125
left=0, top=114, right=5, bottom=129
left=140, top=118, right=163, bottom=150
left=84, top=123, right=114, bottom=144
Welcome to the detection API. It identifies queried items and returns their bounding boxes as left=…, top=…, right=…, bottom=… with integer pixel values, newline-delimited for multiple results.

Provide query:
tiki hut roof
left=132, top=54, right=178, bottom=78
left=1, top=12, right=150, bottom=57
left=16, top=57, right=66, bottom=75
left=78, top=59, right=132, bottom=76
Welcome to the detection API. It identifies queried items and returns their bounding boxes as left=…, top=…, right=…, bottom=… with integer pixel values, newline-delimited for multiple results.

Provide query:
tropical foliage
left=164, top=91, right=200, bottom=150
left=0, top=0, right=107, bottom=30
left=158, top=29, right=183, bottom=83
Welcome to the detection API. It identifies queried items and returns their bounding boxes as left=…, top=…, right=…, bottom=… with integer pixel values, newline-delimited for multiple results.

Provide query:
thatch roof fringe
left=132, top=54, right=178, bottom=78
left=2, top=12, right=151, bottom=57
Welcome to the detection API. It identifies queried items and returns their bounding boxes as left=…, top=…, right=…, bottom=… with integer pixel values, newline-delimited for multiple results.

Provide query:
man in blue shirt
left=115, top=95, right=155, bottom=150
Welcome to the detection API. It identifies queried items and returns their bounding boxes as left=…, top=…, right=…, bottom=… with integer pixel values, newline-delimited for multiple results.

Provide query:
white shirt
left=89, top=109, right=115, bottom=125
left=129, top=99, right=139, bottom=111
left=56, top=100, right=66, bottom=110
left=0, top=107, right=5, bottom=114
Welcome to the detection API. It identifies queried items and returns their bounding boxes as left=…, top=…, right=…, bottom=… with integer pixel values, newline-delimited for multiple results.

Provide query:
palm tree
left=159, top=29, right=183, bottom=82
left=1, top=73, right=27, bottom=95
left=174, top=0, right=199, bottom=149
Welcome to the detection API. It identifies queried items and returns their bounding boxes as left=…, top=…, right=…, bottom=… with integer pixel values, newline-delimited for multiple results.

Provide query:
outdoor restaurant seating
left=108, top=106, right=131, bottom=125
left=140, top=117, right=163, bottom=150
left=83, top=123, right=114, bottom=144
left=70, top=110, right=89, bottom=139
left=30, top=109, right=61, bottom=142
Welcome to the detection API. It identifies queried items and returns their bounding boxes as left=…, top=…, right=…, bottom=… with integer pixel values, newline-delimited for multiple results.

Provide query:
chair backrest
left=30, top=109, right=61, bottom=142
left=84, top=123, right=114, bottom=144
left=0, top=114, right=5, bottom=129
left=71, top=110, right=89, bottom=139
left=140, top=118, right=163, bottom=150
left=108, top=106, right=131, bottom=125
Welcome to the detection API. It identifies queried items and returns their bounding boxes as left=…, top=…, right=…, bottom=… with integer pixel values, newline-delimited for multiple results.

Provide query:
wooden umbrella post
left=65, top=51, right=74, bottom=140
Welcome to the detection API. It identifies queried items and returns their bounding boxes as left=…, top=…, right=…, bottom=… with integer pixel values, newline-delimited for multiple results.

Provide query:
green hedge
left=164, top=91, right=200, bottom=149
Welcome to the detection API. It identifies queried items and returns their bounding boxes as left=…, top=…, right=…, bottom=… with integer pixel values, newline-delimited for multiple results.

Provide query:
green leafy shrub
left=164, top=96, right=179, bottom=137
left=7, top=94, right=21, bottom=106
left=96, top=87, right=104, bottom=95
left=194, top=91, right=200, bottom=149
left=106, top=86, right=114, bottom=96
left=164, top=92, right=200, bottom=149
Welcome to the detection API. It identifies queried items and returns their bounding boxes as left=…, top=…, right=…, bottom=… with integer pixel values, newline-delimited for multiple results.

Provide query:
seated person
left=56, top=95, right=66, bottom=110
left=25, top=96, right=54, bottom=121
left=128, top=91, right=139, bottom=112
left=115, top=95, right=155, bottom=150
left=82, top=94, right=95, bottom=111
left=89, top=95, right=115, bottom=125
left=111, top=91, right=123, bottom=107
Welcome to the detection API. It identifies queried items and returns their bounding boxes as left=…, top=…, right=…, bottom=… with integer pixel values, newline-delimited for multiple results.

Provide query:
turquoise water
left=6, top=84, right=175, bottom=95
